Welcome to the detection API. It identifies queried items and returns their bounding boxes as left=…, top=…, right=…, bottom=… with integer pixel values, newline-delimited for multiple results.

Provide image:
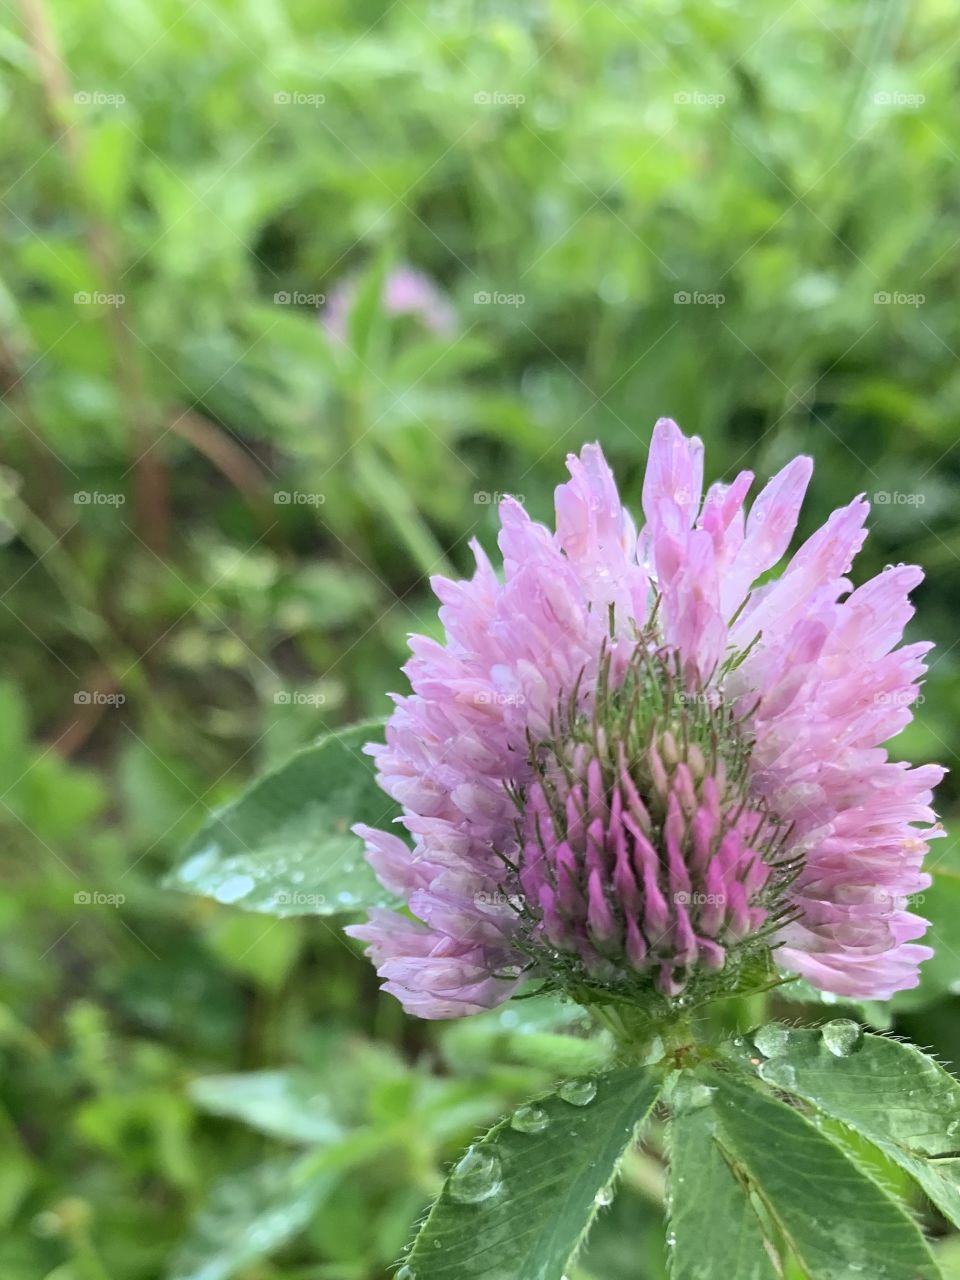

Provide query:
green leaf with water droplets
left=188, top=1070, right=344, bottom=1145
left=774, top=975, right=893, bottom=1030
left=401, top=1067, right=663, bottom=1280
left=729, top=1025, right=960, bottom=1228
left=165, top=720, right=401, bottom=916
left=168, top=1154, right=332, bottom=1280
left=668, top=1091, right=779, bottom=1280
left=706, top=1071, right=942, bottom=1280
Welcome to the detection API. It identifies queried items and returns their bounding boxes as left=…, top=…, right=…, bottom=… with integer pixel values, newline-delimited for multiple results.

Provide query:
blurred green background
left=3, top=0, right=960, bottom=1276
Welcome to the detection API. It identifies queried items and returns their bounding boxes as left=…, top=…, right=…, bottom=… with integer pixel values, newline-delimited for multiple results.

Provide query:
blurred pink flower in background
left=322, top=265, right=457, bottom=344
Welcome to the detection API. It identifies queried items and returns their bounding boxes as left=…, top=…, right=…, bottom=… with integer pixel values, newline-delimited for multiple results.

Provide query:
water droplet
left=177, top=846, right=218, bottom=884
left=594, top=1181, right=615, bottom=1206
left=752, top=1025, right=793, bottom=1058
left=448, top=1146, right=503, bottom=1204
left=641, top=1034, right=666, bottom=1065
left=758, top=1058, right=798, bottom=1090
left=558, top=1077, right=597, bottom=1106
left=821, top=1019, right=862, bottom=1057
left=396, top=1267, right=416, bottom=1280
left=213, top=873, right=256, bottom=904
left=671, top=1078, right=716, bottom=1112
left=511, top=1104, right=550, bottom=1134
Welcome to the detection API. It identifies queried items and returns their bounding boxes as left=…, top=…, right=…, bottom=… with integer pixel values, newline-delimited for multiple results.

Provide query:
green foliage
left=343, top=1029, right=960, bottom=1280
left=701, top=1069, right=941, bottom=1280
left=402, top=1068, right=663, bottom=1279
left=188, top=1071, right=345, bottom=1146
left=166, top=721, right=399, bottom=916
left=726, top=1024, right=960, bottom=1228
left=168, top=1156, right=334, bottom=1280
left=668, top=1099, right=779, bottom=1280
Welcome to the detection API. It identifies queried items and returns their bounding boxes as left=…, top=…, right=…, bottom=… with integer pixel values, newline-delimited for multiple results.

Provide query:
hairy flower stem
left=590, top=1001, right=698, bottom=1067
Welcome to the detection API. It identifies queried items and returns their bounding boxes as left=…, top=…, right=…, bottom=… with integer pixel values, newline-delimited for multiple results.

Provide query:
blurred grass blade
left=352, top=445, right=455, bottom=579
left=347, top=249, right=392, bottom=366
left=165, top=720, right=400, bottom=916
left=402, top=1067, right=662, bottom=1280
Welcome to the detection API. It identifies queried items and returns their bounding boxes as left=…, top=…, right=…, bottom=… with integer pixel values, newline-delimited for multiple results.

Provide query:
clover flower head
left=347, top=420, right=944, bottom=1018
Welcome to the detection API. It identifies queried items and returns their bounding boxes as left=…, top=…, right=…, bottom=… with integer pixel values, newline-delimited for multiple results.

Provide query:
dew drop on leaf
left=751, top=1025, right=792, bottom=1058
left=558, top=1077, right=597, bottom=1106
left=396, top=1267, right=416, bottom=1280
left=641, top=1034, right=666, bottom=1065
left=820, top=1018, right=862, bottom=1057
left=213, top=873, right=256, bottom=904
left=177, top=846, right=219, bottom=884
left=671, top=1078, right=716, bottom=1113
left=510, top=1104, right=550, bottom=1134
left=448, top=1146, right=503, bottom=1204
left=594, top=1181, right=615, bottom=1206
left=758, top=1058, right=798, bottom=1090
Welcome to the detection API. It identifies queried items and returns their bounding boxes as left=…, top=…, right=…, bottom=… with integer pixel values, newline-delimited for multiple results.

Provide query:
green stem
left=590, top=1001, right=695, bottom=1067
